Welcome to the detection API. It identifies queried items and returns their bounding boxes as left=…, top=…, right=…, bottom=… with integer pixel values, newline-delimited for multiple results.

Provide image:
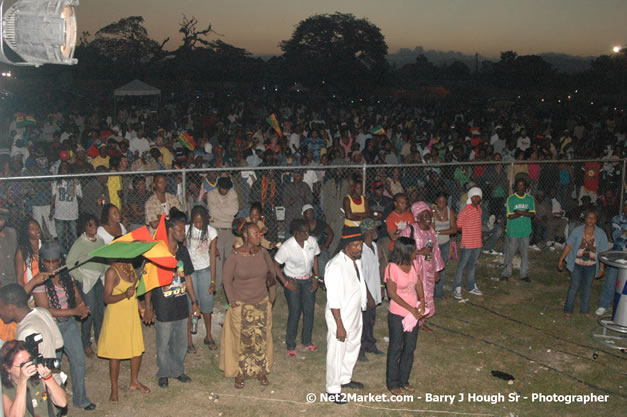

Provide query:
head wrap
left=360, top=218, right=381, bottom=234
left=301, top=204, right=314, bottom=215
left=466, top=187, right=483, bottom=205
left=411, top=201, right=432, bottom=222
left=341, top=226, right=363, bottom=244
left=39, top=241, right=63, bottom=260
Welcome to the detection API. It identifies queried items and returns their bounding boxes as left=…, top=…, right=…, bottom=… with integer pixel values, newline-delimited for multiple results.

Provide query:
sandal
left=302, top=344, right=318, bottom=352
left=401, top=384, right=416, bottom=392
left=286, top=349, right=297, bottom=357
left=204, top=338, right=217, bottom=350
left=258, top=375, right=270, bottom=386
left=234, top=377, right=245, bottom=389
left=187, top=344, right=197, bottom=354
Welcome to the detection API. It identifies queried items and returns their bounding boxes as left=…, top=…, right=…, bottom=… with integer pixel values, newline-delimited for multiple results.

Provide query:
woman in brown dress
left=219, top=222, right=276, bottom=389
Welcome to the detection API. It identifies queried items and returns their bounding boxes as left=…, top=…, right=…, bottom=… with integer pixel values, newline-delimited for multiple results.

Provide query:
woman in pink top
left=384, top=237, right=425, bottom=396
left=401, top=201, right=444, bottom=333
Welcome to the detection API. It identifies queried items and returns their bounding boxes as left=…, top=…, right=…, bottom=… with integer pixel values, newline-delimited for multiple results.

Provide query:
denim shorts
left=187, top=267, right=214, bottom=313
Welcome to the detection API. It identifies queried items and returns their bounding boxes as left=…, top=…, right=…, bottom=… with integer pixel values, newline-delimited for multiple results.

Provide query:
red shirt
left=457, top=204, right=483, bottom=249
left=583, top=162, right=600, bottom=192
left=385, top=210, right=414, bottom=250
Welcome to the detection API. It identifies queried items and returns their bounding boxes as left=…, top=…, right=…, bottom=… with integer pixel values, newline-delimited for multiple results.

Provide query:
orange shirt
left=385, top=210, right=414, bottom=250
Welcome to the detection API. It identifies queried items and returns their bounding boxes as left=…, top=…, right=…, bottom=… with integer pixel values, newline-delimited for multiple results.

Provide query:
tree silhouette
left=280, top=12, right=388, bottom=91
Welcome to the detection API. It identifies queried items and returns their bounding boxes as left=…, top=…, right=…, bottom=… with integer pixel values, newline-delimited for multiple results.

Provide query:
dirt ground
left=65, top=248, right=626, bottom=417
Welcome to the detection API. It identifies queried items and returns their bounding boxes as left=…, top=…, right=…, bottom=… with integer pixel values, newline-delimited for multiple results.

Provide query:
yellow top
left=344, top=194, right=365, bottom=226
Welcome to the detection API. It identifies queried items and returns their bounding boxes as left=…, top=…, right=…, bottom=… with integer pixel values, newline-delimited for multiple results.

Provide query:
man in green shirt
left=501, top=178, right=535, bottom=282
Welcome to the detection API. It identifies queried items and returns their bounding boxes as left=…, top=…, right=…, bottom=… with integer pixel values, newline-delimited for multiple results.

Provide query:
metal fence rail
left=1, top=159, right=624, bottom=253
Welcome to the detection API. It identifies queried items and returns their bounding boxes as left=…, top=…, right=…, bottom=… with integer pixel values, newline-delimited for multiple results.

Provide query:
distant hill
left=253, top=47, right=596, bottom=73
left=385, top=46, right=594, bottom=73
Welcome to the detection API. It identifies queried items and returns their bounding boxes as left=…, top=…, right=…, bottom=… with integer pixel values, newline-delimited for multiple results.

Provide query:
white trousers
left=325, top=308, right=363, bottom=394
left=32, top=205, right=57, bottom=238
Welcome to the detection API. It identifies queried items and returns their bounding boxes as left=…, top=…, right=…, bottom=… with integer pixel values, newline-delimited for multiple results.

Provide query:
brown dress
left=219, top=248, right=275, bottom=379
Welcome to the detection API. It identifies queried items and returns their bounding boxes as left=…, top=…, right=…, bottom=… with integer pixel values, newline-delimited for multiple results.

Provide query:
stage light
left=613, top=46, right=622, bottom=53
left=0, top=0, right=78, bottom=67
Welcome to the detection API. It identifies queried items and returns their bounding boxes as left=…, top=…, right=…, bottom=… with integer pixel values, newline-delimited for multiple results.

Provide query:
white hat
left=301, top=204, right=314, bottom=215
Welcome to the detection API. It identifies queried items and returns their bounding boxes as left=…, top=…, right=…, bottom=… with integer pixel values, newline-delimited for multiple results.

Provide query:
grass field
left=69, top=247, right=626, bottom=417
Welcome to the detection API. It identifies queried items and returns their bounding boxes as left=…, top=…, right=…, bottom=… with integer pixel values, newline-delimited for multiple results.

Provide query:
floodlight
left=613, top=46, right=622, bottom=53
left=0, top=0, right=78, bottom=66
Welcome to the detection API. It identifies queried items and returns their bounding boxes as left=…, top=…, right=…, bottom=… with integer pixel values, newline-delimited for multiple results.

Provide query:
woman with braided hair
left=32, top=241, right=96, bottom=411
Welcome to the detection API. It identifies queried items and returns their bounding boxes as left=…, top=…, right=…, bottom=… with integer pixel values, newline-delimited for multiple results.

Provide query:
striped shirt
left=457, top=204, right=483, bottom=249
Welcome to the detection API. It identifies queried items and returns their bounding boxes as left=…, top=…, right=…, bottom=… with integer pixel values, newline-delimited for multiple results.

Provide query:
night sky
left=78, top=0, right=626, bottom=57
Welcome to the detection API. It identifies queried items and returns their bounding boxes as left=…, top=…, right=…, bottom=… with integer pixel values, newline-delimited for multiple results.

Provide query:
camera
left=24, top=333, right=61, bottom=371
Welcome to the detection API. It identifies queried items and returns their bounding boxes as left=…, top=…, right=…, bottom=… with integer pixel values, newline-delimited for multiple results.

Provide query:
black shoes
left=341, top=380, right=364, bottom=389
left=521, top=277, right=531, bottom=282
left=83, top=403, right=96, bottom=411
left=357, top=351, right=368, bottom=362
left=176, top=374, right=192, bottom=383
left=368, top=347, right=384, bottom=355
left=158, top=377, right=168, bottom=388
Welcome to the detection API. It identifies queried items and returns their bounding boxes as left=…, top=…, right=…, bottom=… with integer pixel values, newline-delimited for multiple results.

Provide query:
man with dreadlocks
left=31, top=242, right=96, bottom=411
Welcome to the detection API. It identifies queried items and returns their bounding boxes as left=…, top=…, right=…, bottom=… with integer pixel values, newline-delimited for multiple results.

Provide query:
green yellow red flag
left=265, top=113, right=282, bottom=137
left=177, top=132, right=196, bottom=151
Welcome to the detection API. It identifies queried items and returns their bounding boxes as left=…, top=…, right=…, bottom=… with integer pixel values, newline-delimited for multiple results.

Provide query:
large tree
left=280, top=12, right=388, bottom=91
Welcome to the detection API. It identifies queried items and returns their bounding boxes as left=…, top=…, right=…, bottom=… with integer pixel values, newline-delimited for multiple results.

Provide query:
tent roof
left=114, top=79, right=161, bottom=96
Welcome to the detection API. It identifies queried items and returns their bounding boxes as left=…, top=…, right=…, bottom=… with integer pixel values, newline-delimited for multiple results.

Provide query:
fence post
left=621, top=159, right=626, bottom=213
left=508, top=161, right=515, bottom=195
left=182, top=169, right=187, bottom=213
left=362, top=163, right=367, bottom=192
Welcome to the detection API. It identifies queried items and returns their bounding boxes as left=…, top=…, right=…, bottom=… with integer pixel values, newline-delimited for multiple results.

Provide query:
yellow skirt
left=219, top=297, right=273, bottom=378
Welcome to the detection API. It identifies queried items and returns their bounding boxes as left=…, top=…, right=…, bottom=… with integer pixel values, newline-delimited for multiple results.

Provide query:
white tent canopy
left=114, top=79, right=160, bottom=96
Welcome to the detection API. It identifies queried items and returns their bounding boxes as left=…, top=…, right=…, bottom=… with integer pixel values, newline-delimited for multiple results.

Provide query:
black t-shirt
left=151, top=245, right=194, bottom=322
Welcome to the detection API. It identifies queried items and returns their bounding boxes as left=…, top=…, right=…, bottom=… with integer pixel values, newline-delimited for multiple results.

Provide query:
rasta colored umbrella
left=55, top=241, right=158, bottom=275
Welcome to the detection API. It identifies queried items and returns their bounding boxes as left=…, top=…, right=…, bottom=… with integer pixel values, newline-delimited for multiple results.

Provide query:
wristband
left=419, top=297, right=424, bottom=300
left=380, top=284, right=385, bottom=288
left=43, top=375, right=53, bottom=381
left=313, top=275, right=319, bottom=281
left=211, top=280, right=215, bottom=284
left=192, top=300, right=199, bottom=306
left=335, top=316, right=342, bottom=321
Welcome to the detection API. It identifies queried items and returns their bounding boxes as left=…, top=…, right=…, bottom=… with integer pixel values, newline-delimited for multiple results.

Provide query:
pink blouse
left=384, top=263, right=419, bottom=317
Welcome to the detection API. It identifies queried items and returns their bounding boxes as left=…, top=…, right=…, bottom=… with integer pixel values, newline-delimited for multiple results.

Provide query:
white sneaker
left=546, top=241, right=554, bottom=247
left=553, top=242, right=565, bottom=249
left=483, top=249, right=503, bottom=256
left=453, top=287, right=462, bottom=300
left=529, top=244, right=541, bottom=251
left=595, top=307, right=607, bottom=316
left=487, top=215, right=496, bottom=231
left=468, top=285, right=483, bottom=296
left=549, top=246, right=556, bottom=251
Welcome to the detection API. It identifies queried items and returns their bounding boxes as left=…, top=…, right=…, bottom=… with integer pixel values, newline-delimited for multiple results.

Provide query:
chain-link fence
left=1, top=159, right=624, bottom=255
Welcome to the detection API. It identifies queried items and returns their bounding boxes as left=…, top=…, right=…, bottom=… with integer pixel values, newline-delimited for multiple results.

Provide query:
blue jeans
left=318, top=250, right=330, bottom=278
left=284, top=277, right=316, bottom=350
left=55, top=219, right=77, bottom=254
left=56, top=318, right=91, bottom=408
left=599, top=266, right=618, bottom=310
left=434, top=241, right=450, bottom=298
left=453, top=248, right=481, bottom=291
left=564, top=264, right=596, bottom=313
left=155, top=318, right=187, bottom=378
left=79, top=280, right=104, bottom=350
left=187, top=267, right=214, bottom=313
left=502, top=235, right=530, bottom=279
left=386, top=312, right=418, bottom=390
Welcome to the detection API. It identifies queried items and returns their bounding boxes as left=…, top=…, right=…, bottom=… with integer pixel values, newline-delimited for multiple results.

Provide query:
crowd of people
left=0, top=95, right=625, bottom=412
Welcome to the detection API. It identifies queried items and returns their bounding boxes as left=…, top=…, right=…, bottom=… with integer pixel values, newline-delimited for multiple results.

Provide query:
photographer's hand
left=36, top=364, right=52, bottom=381
left=18, top=361, right=37, bottom=385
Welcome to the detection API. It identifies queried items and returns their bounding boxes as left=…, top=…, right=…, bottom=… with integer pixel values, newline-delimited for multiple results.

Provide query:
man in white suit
left=324, top=226, right=368, bottom=404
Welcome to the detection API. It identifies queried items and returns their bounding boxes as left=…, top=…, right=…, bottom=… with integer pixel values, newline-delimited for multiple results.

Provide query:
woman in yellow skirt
left=98, top=261, right=149, bottom=402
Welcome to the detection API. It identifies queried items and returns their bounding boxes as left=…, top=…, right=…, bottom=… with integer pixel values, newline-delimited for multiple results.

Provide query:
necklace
left=114, top=263, right=136, bottom=281
left=434, top=206, right=447, bottom=220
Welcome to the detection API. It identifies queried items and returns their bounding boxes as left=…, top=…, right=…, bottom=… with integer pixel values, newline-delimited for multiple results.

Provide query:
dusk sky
left=78, top=0, right=627, bottom=58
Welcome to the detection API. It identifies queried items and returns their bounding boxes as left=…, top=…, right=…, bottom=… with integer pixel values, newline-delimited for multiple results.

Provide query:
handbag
left=449, top=241, right=458, bottom=261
